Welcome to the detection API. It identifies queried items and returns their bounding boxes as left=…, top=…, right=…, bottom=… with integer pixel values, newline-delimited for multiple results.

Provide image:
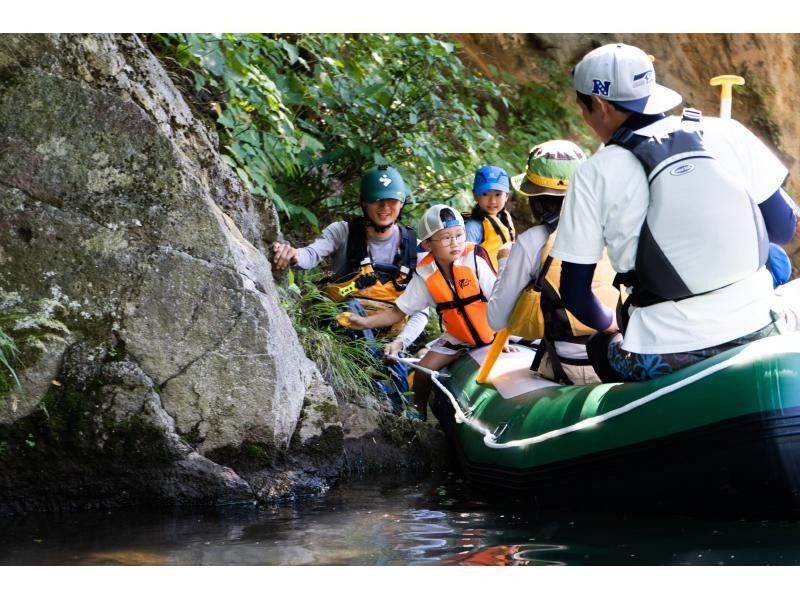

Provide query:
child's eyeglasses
left=430, top=232, right=466, bottom=247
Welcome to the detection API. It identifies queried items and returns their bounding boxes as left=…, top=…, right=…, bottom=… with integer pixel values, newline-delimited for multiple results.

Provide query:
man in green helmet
left=272, top=165, right=428, bottom=408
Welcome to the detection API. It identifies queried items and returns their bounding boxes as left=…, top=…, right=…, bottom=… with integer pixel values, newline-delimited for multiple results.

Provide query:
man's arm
left=559, top=261, right=616, bottom=332
left=271, top=222, right=347, bottom=271
left=345, top=306, right=406, bottom=331
left=759, top=188, right=797, bottom=245
left=272, top=242, right=299, bottom=270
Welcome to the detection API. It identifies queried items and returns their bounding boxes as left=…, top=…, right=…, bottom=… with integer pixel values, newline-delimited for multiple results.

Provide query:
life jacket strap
left=530, top=336, right=573, bottom=385
left=681, top=107, right=702, bottom=122
left=434, top=292, right=486, bottom=313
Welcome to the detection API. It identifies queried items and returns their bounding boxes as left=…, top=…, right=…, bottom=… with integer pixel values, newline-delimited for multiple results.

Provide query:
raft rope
left=397, top=356, right=495, bottom=439
left=397, top=339, right=782, bottom=450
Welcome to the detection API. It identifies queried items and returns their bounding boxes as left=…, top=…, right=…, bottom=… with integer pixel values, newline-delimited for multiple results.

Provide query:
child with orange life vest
left=343, top=205, right=513, bottom=420
left=463, top=165, right=515, bottom=272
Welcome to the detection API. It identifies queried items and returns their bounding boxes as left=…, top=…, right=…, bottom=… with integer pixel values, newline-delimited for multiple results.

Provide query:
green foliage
left=277, top=270, right=387, bottom=402
left=0, top=293, right=70, bottom=395
left=0, top=328, right=19, bottom=393
left=736, top=68, right=782, bottom=149
left=485, top=59, right=597, bottom=166
left=150, top=33, right=586, bottom=231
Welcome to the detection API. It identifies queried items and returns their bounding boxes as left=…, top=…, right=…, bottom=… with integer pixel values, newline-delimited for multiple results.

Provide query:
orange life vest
left=417, top=243, right=495, bottom=346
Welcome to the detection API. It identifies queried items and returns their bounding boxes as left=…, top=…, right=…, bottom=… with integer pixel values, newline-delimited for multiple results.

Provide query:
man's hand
left=339, top=312, right=370, bottom=330
left=272, top=242, right=298, bottom=271
left=604, top=312, right=619, bottom=335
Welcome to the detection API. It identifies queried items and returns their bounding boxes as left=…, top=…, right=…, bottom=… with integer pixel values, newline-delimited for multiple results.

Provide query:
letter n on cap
left=592, top=79, right=611, bottom=96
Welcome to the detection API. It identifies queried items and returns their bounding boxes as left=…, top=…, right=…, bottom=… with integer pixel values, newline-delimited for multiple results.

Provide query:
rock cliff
left=0, top=34, right=444, bottom=515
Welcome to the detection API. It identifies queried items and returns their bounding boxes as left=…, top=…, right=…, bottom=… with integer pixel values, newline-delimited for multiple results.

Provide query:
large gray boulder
left=0, top=34, right=448, bottom=514
left=0, top=33, right=334, bottom=510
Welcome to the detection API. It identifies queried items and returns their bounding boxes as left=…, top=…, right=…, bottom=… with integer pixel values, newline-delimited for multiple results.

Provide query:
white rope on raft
left=397, top=334, right=798, bottom=450
left=397, top=356, right=495, bottom=439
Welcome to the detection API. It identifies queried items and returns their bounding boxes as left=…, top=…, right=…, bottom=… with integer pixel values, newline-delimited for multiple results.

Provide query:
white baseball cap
left=417, top=204, right=464, bottom=241
left=573, top=43, right=682, bottom=115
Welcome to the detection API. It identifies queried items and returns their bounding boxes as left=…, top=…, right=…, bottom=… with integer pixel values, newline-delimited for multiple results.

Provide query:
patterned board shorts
left=607, top=322, right=780, bottom=382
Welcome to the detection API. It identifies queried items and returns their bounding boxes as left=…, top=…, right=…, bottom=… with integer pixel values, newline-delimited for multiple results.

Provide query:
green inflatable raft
left=427, top=331, right=800, bottom=513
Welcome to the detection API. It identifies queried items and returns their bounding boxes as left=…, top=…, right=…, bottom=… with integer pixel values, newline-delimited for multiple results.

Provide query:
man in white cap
left=550, top=42, right=798, bottom=381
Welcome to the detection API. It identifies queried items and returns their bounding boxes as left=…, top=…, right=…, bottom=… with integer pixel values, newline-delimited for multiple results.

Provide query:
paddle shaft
left=476, top=329, right=510, bottom=384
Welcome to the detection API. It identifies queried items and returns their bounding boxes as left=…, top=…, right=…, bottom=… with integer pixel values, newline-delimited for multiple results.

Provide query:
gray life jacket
left=610, top=109, right=768, bottom=307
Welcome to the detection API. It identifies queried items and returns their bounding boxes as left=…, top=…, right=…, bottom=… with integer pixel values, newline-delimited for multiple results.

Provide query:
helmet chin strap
left=362, top=203, right=403, bottom=234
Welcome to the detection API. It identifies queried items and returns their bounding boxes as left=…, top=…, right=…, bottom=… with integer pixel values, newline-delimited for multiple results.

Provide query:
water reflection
left=442, top=544, right=566, bottom=566
left=395, top=509, right=452, bottom=561
left=1, top=473, right=800, bottom=565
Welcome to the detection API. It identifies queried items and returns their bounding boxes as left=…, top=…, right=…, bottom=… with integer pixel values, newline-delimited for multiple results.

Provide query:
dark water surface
left=2, top=472, right=800, bottom=565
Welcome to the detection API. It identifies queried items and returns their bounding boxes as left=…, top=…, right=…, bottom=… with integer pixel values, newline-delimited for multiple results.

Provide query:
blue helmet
left=473, top=165, right=510, bottom=195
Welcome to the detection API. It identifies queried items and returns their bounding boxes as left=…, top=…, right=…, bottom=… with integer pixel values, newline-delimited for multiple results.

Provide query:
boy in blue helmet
left=463, top=165, right=515, bottom=272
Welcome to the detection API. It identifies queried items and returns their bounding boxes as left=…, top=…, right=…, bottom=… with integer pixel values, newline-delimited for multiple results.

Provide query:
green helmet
left=360, top=165, right=408, bottom=203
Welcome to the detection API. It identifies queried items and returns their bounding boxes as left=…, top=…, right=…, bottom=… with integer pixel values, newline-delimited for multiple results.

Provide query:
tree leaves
left=153, top=33, right=588, bottom=229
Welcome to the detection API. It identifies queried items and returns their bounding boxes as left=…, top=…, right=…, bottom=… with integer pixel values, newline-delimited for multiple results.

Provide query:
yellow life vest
left=464, top=209, right=515, bottom=271
left=320, top=219, right=417, bottom=336
left=322, top=258, right=411, bottom=305
left=417, top=243, right=495, bottom=346
left=507, top=232, right=619, bottom=342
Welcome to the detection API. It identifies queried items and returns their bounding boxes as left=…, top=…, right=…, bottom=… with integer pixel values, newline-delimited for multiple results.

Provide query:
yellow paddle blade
left=476, top=329, right=510, bottom=384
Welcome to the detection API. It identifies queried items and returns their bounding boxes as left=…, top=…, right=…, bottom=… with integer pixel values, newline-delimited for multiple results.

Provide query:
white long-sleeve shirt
left=487, top=225, right=594, bottom=361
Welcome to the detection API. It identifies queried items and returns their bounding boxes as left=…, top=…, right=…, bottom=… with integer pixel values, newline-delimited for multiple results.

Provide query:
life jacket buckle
left=681, top=107, right=702, bottom=122
left=338, top=281, right=358, bottom=297
left=355, top=272, right=378, bottom=289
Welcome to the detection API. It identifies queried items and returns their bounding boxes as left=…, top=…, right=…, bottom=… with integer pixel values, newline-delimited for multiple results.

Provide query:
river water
left=1, top=472, right=800, bottom=566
